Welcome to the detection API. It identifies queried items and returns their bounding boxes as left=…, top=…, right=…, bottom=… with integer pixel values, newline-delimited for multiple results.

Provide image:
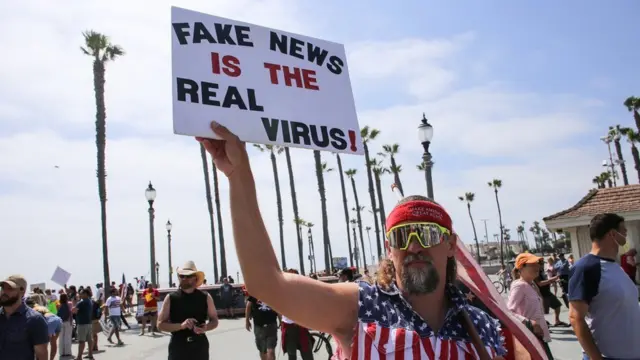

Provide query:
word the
left=172, top=22, right=254, bottom=47
left=263, top=63, right=318, bottom=90
left=211, top=52, right=241, bottom=77
left=261, top=118, right=357, bottom=152
left=176, top=78, right=264, bottom=112
left=269, top=32, right=344, bottom=75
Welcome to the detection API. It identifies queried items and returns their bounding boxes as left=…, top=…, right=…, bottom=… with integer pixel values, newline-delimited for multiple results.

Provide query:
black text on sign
left=261, top=117, right=358, bottom=152
left=172, top=22, right=254, bottom=47
left=263, top=63, right=319, bottom=90
left=269, top=32, right=344, bottom=75
left=176, top=78, right=264, bottom=112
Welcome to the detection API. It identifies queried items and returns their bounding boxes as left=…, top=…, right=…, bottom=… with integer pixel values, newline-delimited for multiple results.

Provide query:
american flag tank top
left=332, top=282, right=506, bottom=359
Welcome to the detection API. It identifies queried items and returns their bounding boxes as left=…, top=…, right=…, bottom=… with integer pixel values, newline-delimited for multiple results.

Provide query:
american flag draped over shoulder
left=455, top=242, right=548, bottom=360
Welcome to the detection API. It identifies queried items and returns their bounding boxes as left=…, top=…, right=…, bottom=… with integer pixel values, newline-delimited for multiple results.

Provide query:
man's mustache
left=404, top=254, right=433, bottom=265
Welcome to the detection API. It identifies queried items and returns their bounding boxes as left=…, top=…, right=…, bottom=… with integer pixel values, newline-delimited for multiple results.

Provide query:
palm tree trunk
left=336, top=155, right=354, bottom=267
left=314, top=150, right=331, bottom=272
left=634, top=110, right=640, bottom=134
left=467, top=203, right=481, bottom=264
left=632, top=144, right=640, bottom=183
left=350, top=177, right=368, bottom=269
left=374, top=172, right=387, bottom=238
left=211, top=162, right=227, bottom=278
left=270, top=151, right=286, bottom=269
left=285, top=148, right=305, bottom=275
left=615, top=140, right=629, bottom=185
left=494, top=189, right=505, bottom=266
left=390, top=155, right=404, bottom=195
left=93, top=59, right=111, bottom=290
left=363, top=143, right=382, bottom=261
left=200, top=144, right=219, bottom=281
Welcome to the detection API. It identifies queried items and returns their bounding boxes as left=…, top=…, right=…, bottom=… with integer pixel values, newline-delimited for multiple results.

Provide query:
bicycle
left=309, top=331, right=334, bottom=360
left=492, top=277, right=511, bottom=294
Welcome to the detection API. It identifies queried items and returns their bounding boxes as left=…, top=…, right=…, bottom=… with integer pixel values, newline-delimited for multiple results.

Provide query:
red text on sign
left=211, top=52, right=241, bottom=77
left=263, top=63, right=319, bottom=91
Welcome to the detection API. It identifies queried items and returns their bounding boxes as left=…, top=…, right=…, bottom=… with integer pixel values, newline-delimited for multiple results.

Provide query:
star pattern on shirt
left=356, top=281, right=504, bottom=348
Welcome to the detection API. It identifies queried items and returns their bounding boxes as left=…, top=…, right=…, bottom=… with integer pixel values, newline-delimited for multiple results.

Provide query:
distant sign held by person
left=171, top=6, right=362, bottom=154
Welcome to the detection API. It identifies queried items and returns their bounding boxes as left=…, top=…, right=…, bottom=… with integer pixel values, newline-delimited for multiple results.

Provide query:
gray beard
left=401, top=254, right=440, bottom=295
left=0, top=294, right=21, bottom=307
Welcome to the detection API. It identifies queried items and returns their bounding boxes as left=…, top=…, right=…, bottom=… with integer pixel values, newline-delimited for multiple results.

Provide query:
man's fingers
left=210, top=121, right=237, bottom=141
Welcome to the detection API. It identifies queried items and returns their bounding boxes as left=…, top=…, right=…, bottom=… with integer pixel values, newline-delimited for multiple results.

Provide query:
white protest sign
left=171, top=6, right=363, bottom=155
left=51, top=266, right=71, bottom=287
left=30, top=282, right=46, bottom=292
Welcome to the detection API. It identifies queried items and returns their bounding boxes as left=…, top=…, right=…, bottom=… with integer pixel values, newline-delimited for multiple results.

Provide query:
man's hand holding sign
left=171, top=6, right=362, bottom=154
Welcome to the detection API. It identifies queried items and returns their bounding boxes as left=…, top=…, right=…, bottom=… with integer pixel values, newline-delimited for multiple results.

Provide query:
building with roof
left=543, top=185, right=640, bottom=260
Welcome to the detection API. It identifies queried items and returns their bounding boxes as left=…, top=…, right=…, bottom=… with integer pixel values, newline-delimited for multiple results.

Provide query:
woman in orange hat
left=507, top=253, right=554, bottom=359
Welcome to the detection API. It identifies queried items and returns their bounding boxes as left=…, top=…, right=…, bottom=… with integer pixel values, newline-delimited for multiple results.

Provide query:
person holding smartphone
left=157, top=261, right=219, bottom=360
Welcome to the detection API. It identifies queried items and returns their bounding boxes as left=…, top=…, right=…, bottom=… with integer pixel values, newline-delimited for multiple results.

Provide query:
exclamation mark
left=348, top=130, right=357, bottom=152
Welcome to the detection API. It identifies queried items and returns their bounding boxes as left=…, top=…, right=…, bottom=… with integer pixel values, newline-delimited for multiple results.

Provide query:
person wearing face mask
left=196, top=121, right=506, bottom=359
left=568, top=213, right=640, bottom=360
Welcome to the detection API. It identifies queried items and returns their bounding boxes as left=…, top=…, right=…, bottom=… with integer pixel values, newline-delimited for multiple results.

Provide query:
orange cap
left=514, top=253, right=542, bottom=269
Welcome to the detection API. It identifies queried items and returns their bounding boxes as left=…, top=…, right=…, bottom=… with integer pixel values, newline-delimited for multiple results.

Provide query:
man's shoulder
left=571, top=254, right=604, bottom=277
left=24, top=307, right=47, bottom=325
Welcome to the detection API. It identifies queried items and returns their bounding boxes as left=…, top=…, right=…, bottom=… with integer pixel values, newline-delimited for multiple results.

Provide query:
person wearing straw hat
left=158, top=261, right=219, bottom=360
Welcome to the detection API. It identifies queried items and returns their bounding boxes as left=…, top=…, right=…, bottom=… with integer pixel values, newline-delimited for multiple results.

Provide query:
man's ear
left=447, top=234, right=458, bottom=258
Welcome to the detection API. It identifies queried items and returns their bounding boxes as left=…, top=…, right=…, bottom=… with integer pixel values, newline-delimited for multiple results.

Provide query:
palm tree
left=361, top=126, right=382, bottom=261
left=345, top=169, right=368, bottom=269
left=521, top=220, right=529, bottom=249
left=285, top=148, right=305, bottom=275
left=371, top=158, right=389, bottom=234
left=417, top=162, right=426, bottom=171
left=609, top=125, right=630, bottom=185
left=81, top=30, right=124, bottom=292
left=211, top=162, right=227, bottom=277
left=624, top=96, right=640, bottom=133
left=293, top=217, right=307, bottom=272
left=381, top=144, right=404, bottom=195
left=623, top=128, right=640, bottom=183
left=335, top=154, right=354, bottom=266
left=199, top=144, right=219, bottom=281
left=516, top=224, right=526, bottom=250
left=314, top=150, right=332, bottom=271
left=458, top=192, right=481, bottom=263
left=254, top=145, right=286, bottom=269
left=531, top=221, right=544, bottom=254
left=488, top=179, right=505, bottom=266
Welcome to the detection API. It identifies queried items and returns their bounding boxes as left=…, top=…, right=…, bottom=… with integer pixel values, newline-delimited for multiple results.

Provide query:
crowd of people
left=3, top=121, right=640, bottom=360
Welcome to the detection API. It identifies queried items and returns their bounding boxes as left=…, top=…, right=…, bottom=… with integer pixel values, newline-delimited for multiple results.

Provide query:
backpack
left=57, top=303, right=70, bottom=321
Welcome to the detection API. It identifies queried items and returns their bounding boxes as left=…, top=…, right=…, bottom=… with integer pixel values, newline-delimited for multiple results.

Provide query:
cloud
left=0, top=2, right=630, bottom=288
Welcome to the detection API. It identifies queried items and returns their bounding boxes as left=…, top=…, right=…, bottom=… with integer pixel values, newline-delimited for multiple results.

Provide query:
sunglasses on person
left=386, top=222, right=452, bottom=250
left=179, top=274, right=195, bottom=279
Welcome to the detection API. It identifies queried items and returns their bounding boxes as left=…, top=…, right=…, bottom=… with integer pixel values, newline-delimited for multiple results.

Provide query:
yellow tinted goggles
left=386, top=222, right=451, bottom=250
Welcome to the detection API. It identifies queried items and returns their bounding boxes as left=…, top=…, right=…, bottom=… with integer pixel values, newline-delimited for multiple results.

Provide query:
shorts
left=46, top=316, right=62, bottom=336
left=76, top=324, right=93, bottom=343
left=144, top=310, right=158, bottom=317
left=110, top=315, right=122, bottom=328
left=92, top=320, right=102, bottom=335
left=254, top=323, right=278, bottom=354
left=220, top=299, right=232, bottom=309
left=542, top=294, right=562, bottom=313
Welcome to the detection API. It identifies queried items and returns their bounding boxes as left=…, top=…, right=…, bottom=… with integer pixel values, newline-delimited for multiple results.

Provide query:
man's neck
left=591, top=243, right=617, bottom=261
left=2, top=301, right=23, bottom=317
left=181, top=287, right=196, bottom=294
left=405, top=284, right=448, bottom=332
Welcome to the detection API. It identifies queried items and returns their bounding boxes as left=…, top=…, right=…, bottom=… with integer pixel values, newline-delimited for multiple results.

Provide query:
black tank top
left=168, top=289, right=208, bottom=340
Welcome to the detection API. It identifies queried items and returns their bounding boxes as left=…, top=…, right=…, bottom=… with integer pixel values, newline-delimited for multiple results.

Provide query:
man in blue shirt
left=0, top=275, right=49, bottom=360
left=568, top=213, right=640, bottom=360
left=554, top=253, right=571, bottom=307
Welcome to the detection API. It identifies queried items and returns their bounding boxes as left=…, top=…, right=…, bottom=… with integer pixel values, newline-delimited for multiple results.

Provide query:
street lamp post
left=365, top=226, right=374, bottom=265
left=155, top=262, right=160, bottom=287
left=351, top=220, right=360, bottom=271
left=145, top=182, right=157, bottom=285
left=307, top=228, right=316, bottom=273
left=600, top=135, right=620, bottom=187
left=166, top=220, right=173, bottom=287
left=418, top=113, right=435, bottom=199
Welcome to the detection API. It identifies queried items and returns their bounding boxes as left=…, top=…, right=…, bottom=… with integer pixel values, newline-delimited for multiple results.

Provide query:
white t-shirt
left=96, top=288, right=104, bottom=302
left=105, top=296, right=122, bottom=316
